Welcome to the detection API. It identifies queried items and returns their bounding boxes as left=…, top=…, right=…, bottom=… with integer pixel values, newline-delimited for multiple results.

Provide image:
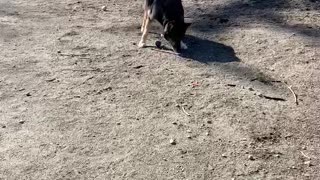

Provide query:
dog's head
left=163, top=21, right=191, bottom=53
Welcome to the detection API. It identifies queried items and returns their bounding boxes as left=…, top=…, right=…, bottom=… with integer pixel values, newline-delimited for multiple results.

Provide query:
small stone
left=304, top=173, right=310, bottom=177
left=304, top=161, right=313, bottom=166
left=170, top=138, right=176, bottom=145
left=274, top=154, right=280, bottom=158
left=26, top=92, right=31, bottom=96
left=248, top=155, right=255, bottom=160
left=172, top=122, right=178, bottom=125
left=206, top=132, right=210, bottom=136
left=101, top=6, right=107, bottom=11
left=302, top=146, right=307, bottom=150
left=2, top=125, right=6, bottom=128
left=207, top=120, right=212, bottom=124
left=116, top=122, right=121, bottom=125
left=19, top=120, right=25, bottom=124
left=248, top=87, right=254, bottom=91
left=57, top=50, right=61, bottom=53
left=222, top=153, right=227, bottom=158
left=187, top=134, right=192, bottom=139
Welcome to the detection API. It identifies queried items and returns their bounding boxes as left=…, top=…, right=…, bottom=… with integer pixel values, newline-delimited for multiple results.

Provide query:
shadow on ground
left=190, top=0, right=320, bottom=39
left=180, top=35, right=240, bottom=63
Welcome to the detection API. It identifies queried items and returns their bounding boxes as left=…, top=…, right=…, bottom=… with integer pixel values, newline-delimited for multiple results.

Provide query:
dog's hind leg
left=138, top=18, right=151, bottom=48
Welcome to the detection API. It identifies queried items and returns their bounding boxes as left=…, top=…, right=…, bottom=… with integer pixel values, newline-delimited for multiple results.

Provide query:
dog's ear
left=184, top=22, right=191, bottom=30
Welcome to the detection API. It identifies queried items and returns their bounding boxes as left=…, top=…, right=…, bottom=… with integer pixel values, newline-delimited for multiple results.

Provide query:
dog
left=139, top=0, right=191, bottom=53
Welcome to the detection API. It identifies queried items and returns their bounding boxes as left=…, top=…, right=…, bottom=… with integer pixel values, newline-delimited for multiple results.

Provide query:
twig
left=300, top=151, right=311, bottom=159
left=261, top=95, right=286, bottom=102
left=151, top=48, right=179, bottom=55
left=181, top=106, right=191, bottom=116
left=286, top=85, right=298, bottom=105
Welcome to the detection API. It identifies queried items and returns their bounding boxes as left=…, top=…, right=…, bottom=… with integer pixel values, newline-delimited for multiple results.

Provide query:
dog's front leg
left=138, top=18, right=151, bottom=48
left=141, top=10, right=147, bottom=32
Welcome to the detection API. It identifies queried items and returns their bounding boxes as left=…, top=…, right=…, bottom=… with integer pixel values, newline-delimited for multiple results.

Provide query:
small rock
left=304, top=161, right=313, bottom=166
left=303, top=173, right=310, bottom=177
left=26, top=92, right=31, bottom=96
left=302, top=146, right=307, bottom=150
left=57, top=50, right=61, bottom=53
left=170, top=138, right=176, bottom=145
left=207, top=120, right=212, bottom=124
left=248, top=87, right=254, bottom=91
left=222, top=153, right=227, bottom=158
left=116, top=122, right=121, bottom=125
left=248, top=155, right=255, bottom=160
left=2, top=125, right=6, bottom=128
left=206, top=132, right=210, bottom=136
left=274, top=154, right=280, bottom=158
left=19, top=120, right=25, bottom=124
left=172, top=122, right=178, bottom=125
left=187, top=134, right=192, bottom=139
left=101, top=6, right=107, bottom=11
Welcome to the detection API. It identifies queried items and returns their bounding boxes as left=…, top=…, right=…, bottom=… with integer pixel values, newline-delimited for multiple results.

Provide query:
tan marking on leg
left=139, top=18, right=151, bottom=48
left=141, top=10, right=147, bottom=32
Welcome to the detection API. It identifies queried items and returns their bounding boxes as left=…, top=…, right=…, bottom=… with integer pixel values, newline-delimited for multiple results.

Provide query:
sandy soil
left=1, top=0, right=320, bottom=179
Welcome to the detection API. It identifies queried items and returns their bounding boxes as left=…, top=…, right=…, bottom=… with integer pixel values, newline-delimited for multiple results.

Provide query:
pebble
left=170, top=138, right=176, bottom=145
left=207, top=120, right=212, bottom=124
left=187, top=134, right=192, bottom=139
left=116, top=122, right=121, bottom=125
left=222, top=153, right=227, bottom=158
left=248, top=87, right=254, bottom=91
left=19, top=120, right=25, bottom=124
left=248, top=155, right=255, bottom=160
left=101, top=6, right=107, bottom=11
left=304, top=161, right=313, bottom=166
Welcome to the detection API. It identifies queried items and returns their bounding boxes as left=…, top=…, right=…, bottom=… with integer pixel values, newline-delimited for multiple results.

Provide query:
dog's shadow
left=180, top=35, right=240, bottom=63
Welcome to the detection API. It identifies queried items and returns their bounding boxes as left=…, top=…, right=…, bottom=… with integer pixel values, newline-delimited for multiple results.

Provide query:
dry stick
left=300, top=151, right=311, bottom=159
left=181, top=106, right=191, bottom=116
left=151, top=48, right=179, bottom=55
left=285, top=84, right=298, bottom=105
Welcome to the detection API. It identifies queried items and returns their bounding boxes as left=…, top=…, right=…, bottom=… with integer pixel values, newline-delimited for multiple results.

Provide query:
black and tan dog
left=138, top=0, right=191, bottom=53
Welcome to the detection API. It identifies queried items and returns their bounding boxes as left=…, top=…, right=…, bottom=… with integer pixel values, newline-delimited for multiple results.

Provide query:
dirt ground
left=0, top=0, right=319, bottom=179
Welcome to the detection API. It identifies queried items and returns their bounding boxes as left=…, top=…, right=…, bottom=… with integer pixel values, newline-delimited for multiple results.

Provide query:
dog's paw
left=181, top=41, right=188, bottom=50
left=138, top=41, right=146, bottom=48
